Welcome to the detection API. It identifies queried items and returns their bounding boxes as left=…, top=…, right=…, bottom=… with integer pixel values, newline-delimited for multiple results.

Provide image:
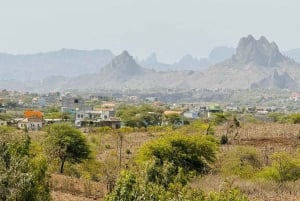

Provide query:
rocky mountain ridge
left=140, top=46, right=235, bottom=71
left=1, top=35, right=300, bottom=91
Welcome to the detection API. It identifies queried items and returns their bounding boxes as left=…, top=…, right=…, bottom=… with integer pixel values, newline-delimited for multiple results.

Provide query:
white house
left=17, top=118, right=43, bottom=131
left=75, top=107, right=119, bottom=128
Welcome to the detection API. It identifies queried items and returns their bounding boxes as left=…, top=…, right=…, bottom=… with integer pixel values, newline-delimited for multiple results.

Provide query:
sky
left=0, top=0, right=300, bottom=63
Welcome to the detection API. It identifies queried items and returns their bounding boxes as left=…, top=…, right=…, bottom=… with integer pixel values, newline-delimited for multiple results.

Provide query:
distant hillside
left=1, top=35, right=300, bottom=92
left=196, top=35, right=300, bottom=89
left=251, top=70, right=299, bottom=90
left=0, top=49, right=114, bottom=80
left=208, top=46, right=235, bottom=65
left=139, top=53, right=172, bottom=71
left=140, top=47, right=234, bottom=71
left=285, top=48, right=300, bottom=63
left=173, top=54, right=210, bottom=71
left=63, top=51, right=195, bottom=91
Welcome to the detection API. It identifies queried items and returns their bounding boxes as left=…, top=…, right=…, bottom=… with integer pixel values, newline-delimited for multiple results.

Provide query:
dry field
left=49, top=123, right=300, bottom=200
left=50, top=131, right=159, bottom=201
left=50, top=174, right=106, bottom=201
left=215, top=123, right=300, bottom=151
left=204, top=122, right=300, bottom=201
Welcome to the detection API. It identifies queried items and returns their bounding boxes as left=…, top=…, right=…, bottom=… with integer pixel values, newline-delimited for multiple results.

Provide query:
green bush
left=105, top=170, right=249, bottom=201
left=0, top=127, right=50, bottom=201
left=221, top=146, right=262, bottom=179
left=220, top=135, right=228, bottom=144
left=137, top=133, right=218, bottom=187
left=259, top=152, right=300, bottom=182
left=105, top=144, right=112, bottom=149
left=289, top=113, right=300, bottom=124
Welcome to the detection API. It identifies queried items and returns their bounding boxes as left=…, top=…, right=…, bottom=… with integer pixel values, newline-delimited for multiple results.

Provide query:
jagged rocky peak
left=233, top=35, right=286, bottom=67
left=104, top=50, right=146, bottom=75
left=111, top=50, right=136, bottom=67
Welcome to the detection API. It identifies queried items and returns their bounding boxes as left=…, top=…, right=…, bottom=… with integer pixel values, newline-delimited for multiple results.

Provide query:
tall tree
left=46, top=123, right=90, bottom=173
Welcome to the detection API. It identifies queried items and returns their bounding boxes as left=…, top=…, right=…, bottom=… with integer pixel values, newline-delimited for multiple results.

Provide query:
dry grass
left=50, top=174, right=106, bottom=201
left=51, top=191, right=103, bottom=201
left=216, top=123, right=300, bottom=151
left=48, top=123, right=300, bottom=200
left=50, top=131, right=160, bottom=201
left=191, top=174, right=300, bottom=201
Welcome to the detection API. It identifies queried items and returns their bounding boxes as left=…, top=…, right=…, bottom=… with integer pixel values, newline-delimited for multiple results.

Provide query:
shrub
left=105, top=144, right=112, bottom=149
left=137, top=133, right=218, bottom=187
left=220, top=135, right=228, bottom=144
left=259, top=152, right=300, bottom=183
left=126, top=149, right=131, bottom=154
left=221, top=146, right=263, bottom=179
left=0, top=127, right=50, bottom=201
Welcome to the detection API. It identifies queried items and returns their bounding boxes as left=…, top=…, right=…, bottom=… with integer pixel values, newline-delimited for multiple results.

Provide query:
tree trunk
left=60, top=159, right=65, bottom=173
left=119, top=135, right=123, bottom=168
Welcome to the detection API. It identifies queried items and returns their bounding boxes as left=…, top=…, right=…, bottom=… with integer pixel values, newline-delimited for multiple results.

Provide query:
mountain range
left=1, top=35, right=300, bottom=92
left=0, top=49, right=115, bottom=81
left=140, top=46, right=235, bottom=71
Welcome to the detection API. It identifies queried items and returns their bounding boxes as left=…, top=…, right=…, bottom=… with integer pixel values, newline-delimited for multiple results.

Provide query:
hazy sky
left=1, top=0, right=300, bottom=63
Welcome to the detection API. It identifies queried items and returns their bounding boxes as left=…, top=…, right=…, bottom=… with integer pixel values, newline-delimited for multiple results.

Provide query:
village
left=2, top=89, right=300, bottom=201
left=0, top=89, right=299, bottom=131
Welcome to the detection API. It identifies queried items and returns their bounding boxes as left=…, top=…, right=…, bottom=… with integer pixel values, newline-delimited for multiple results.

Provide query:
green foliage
left=105, top=170, right=207, bottom=201
left=96, top=126, right=113, bottom=133
left=0, top=127, right=50, bottom=201
left=45, top=123, right=91, bottom=173
left=259, top=152, right=300, bottom=182
left=220, top=134, right=228, bottom=144
left=147, top=126, right=172, bottom=133
left=165, top=114, right=183, bottom=126
left=43, top=106, right=61, bottom=119
left=268, top=113, right=289, bottom=123
left=221, top=146, right=262, bottom=179
left=138, top=133, right=218, bottom=187
left=289, top=113, right=300, bottom=124
left=212, top=113, right=227, bottom=125
left=207, top=188, right=249, bottom=201
left=0, top=113, right=12, bottom=121
left=268, top=113, right=300, bottom=124
left=117, top=104, right=163, bottom=128
left=118, top=126, right=134, bottom=133
left=241, top=114, right=259, bottom=124
left=105, top=170, right=137, bottom=201
left=105, top=170, right=248, bottom=201
left=126, top=149, right=131, bottom=154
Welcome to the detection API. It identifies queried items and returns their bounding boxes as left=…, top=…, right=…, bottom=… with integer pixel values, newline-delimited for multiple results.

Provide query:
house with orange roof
left=18, top=110, right=43, bottom=131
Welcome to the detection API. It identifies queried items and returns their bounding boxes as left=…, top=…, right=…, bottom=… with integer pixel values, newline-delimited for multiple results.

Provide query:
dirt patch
left=241, top=136, right=297, bottom=147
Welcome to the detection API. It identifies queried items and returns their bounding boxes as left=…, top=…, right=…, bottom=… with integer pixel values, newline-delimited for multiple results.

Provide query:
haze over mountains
left=199, top=35, right=300, bottom=89
left=140, top=46, right=235, bottom=71
left=0, top=49, right=115, bottom=80
left=1, top=35, right=300, bottom=92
